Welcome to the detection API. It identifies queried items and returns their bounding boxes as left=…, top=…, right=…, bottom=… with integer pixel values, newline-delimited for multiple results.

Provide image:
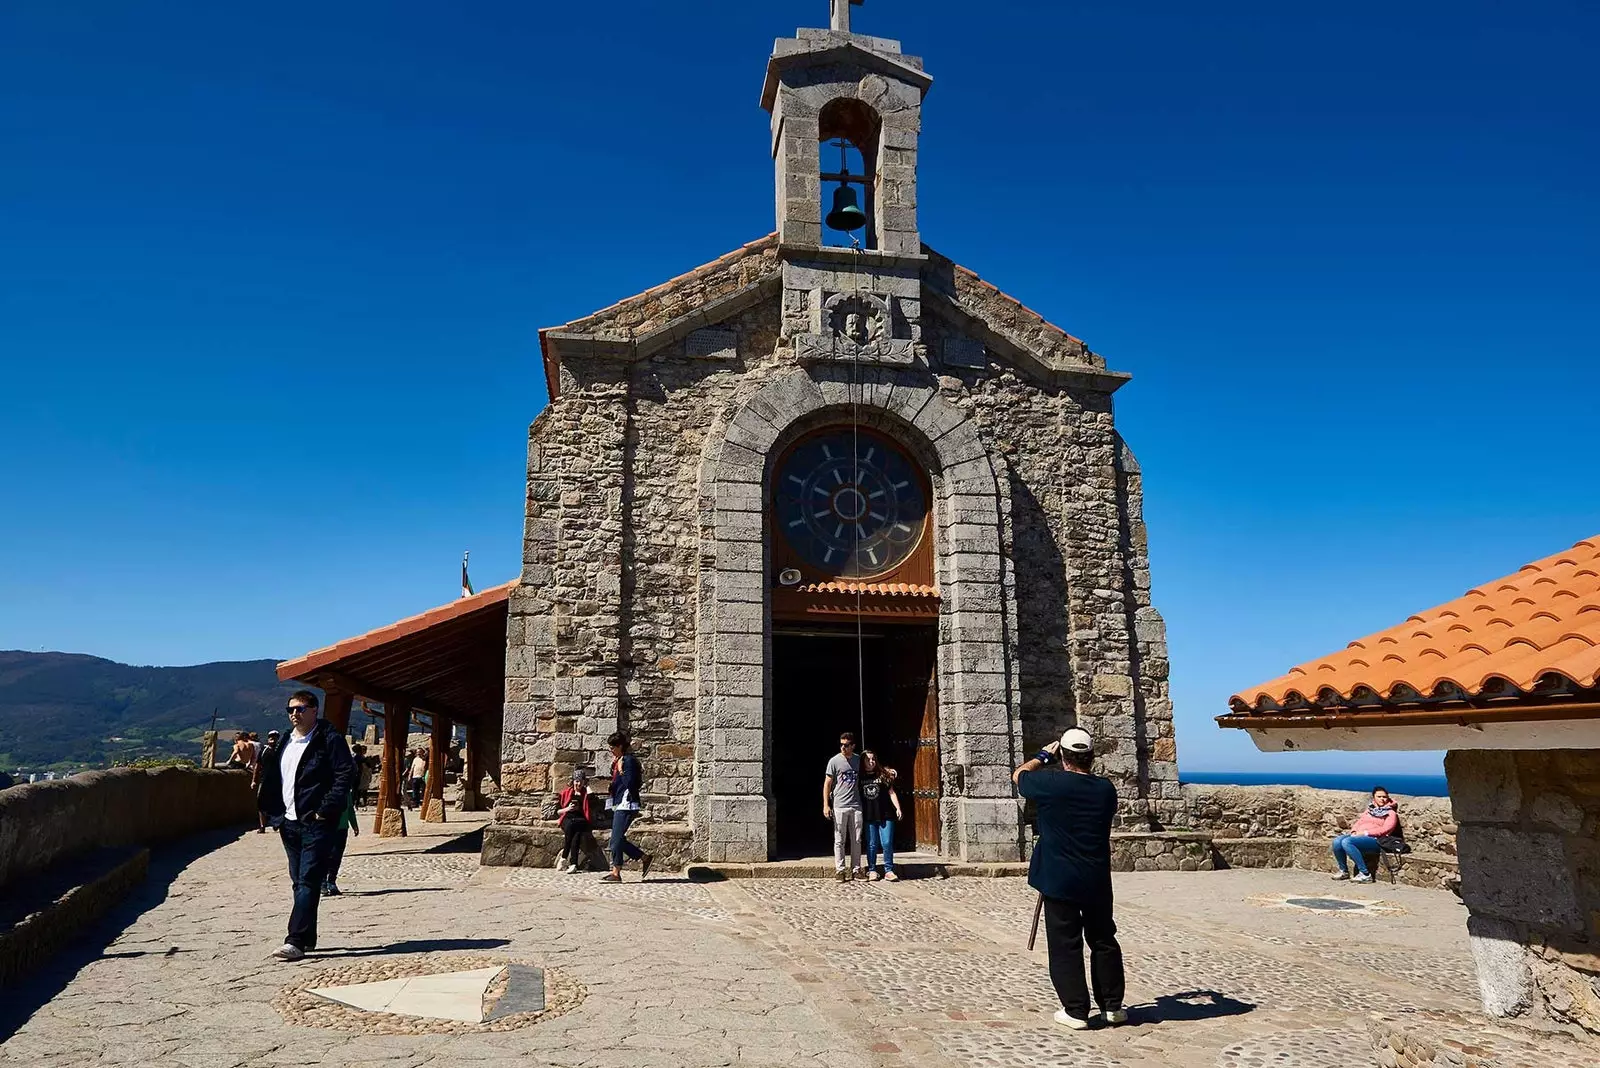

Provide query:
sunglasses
left=286, top=705, right=316, bottom=714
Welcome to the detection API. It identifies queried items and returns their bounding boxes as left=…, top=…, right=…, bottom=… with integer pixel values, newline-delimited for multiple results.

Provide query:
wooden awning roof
left=276, top=582, right=514, bottom=725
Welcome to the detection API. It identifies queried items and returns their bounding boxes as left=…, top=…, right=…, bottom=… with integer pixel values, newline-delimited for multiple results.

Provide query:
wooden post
left=324, top=690, right=353, bottom=737
left=422, top=714, right=450, bottom=822
left=375, top=701, right=410, bottom=837
left=459, top=725, right=480, bottom=811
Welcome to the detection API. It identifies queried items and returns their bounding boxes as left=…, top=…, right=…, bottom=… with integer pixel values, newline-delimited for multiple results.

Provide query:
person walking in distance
left=823, top=732, right=865, bottom=882
left=257, top=691, right=355, bottom=961
left=1013, top=727, right=1127, bottom=1030
left=407, top=748, right=428, bottom=809
left=603, top=732, right=652, bottom=882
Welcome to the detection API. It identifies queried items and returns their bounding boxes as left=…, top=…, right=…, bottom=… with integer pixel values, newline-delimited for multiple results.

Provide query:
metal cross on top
left=831, top=0, right=865, bottom=33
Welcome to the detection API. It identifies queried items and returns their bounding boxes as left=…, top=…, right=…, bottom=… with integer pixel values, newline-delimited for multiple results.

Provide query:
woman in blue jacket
left=604, top=731, right=653, bottom=882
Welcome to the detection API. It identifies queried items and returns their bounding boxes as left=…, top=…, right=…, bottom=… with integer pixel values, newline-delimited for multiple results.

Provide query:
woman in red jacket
left=556, top=769, right=595, bottom=874
left=1331, top=786, right=1399, bottom=883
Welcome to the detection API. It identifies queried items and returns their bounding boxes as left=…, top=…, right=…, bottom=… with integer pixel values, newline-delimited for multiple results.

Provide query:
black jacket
left=1019, top=766, right=1118, bottom=903
left=257, top=719, right=355, bottom=825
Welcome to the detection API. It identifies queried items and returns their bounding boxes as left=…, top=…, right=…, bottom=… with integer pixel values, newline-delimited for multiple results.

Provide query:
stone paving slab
left=4, top=819, right=1591, bottom=1068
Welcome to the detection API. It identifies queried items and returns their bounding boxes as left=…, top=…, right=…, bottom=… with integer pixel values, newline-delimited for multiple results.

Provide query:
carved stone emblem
left=793, top=291, right=915, bottom=365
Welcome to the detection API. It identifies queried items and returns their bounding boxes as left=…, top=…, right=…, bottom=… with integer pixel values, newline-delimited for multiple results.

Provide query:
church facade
left=490, top=8, right=1179, bottom=864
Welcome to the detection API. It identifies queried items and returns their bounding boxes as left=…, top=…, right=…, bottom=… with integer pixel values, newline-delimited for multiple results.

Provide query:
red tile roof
left=1228, top=535, right=1600, bottom=714
left=797, top=581, right=939, bottom=598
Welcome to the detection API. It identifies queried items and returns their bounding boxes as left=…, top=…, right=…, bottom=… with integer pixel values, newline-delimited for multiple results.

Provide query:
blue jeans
left=279, top=819, right=332, bottom=949
left=1332, top=834, right=1380, bottom=876
left=866, top=819, right=896, bottom=872
left=610, top=808, right=644, bottom=869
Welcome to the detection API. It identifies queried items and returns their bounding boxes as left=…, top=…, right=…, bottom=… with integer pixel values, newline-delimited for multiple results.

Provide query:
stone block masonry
left=1446, top=749, right=1600, bottom=1034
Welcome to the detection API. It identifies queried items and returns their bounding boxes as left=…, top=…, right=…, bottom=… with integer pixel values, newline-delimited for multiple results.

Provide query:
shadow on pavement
left=1130, top=990, right=1255, bottom=1024
left=335, top=887, right=452, bottom=898
left=0, top=825, right=251, bottom=1041
left=314, top=937, right=510, bottom=959
left=424, top=827, right=483, bottom=854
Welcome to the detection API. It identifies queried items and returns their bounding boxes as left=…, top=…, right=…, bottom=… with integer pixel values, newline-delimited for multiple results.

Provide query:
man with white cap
left=1013, top=726, right=1127, bottom=1030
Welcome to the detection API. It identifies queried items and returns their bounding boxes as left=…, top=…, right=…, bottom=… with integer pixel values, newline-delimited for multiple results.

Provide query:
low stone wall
left=482, top=822, right=694, bottom=873
left=0, top=847, right=149, bottom=986
left=1448, top=749, right=1600, bottom=1035
left=1179, top=783, right=1459, bottom=890
left=0, top=767, right=257, bottom=892
left=1110, top=831, right=1214, bottom=872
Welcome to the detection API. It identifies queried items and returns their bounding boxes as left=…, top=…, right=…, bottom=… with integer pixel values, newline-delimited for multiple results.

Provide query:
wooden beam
left=305, top=667, right=470, bottom=725
left=1216, top=700, right=1600, bottom=731
left=323, top=690, right=353, bottom=735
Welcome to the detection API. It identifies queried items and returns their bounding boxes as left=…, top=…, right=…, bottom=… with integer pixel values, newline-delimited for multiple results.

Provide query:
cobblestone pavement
left=0, top=815, right=1509, bottom=1068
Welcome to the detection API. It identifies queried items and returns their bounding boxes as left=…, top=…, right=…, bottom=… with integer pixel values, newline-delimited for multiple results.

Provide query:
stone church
left=490, top=2, right=1178, bottom=864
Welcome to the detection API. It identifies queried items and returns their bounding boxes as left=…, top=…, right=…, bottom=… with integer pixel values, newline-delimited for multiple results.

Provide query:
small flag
left=461, top=551, right=474, bottom=598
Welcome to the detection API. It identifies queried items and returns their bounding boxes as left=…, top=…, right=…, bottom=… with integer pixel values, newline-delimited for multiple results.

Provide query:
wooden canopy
left=276, top=581, right=514, bottom=725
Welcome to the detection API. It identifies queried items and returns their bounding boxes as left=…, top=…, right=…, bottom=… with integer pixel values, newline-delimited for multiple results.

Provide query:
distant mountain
left=0, top=651, right=303, bottom=772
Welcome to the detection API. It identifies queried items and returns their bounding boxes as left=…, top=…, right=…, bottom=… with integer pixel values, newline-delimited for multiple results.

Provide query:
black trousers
left=279, top=819, right=333, bottom=950
left=1042, top=894, right=1125, bottom=1018
left=560, top=819, right=590, bottom=864
left=323, top=825, right=350, bottom=887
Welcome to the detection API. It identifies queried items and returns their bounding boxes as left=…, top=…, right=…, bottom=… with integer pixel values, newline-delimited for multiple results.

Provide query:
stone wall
left=1447, top=749, right=1600, bottom=1034
left=1179, top=783, right=1459, bottom=890
left=0, top=767, right=257, bottom=892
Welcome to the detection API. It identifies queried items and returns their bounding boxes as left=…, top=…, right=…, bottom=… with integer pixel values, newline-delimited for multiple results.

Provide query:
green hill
left=0, top=650, right=304, bottom=773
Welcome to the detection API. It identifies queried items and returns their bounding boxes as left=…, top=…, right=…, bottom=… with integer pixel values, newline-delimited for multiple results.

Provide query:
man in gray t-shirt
left=822, top=732, right=864, bottom=881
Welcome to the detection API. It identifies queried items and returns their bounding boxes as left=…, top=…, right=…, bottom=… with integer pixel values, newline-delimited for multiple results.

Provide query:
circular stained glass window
left=773, top=429, right=928, bottom=579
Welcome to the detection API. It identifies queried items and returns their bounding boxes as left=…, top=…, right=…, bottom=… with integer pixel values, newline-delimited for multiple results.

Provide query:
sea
left=1180, top=771, right=1450, bottom=797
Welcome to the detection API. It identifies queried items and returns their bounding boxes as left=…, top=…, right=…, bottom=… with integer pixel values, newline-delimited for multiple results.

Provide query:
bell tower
left=763, top=1, right=933, bottom=365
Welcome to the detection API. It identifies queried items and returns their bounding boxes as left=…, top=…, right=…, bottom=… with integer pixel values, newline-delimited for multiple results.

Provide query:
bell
left=825, top=184, right=868, bottom=232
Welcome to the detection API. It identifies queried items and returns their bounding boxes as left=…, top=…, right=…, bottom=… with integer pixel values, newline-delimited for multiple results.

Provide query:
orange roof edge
left=277, top=580, right=516, bottom=683
left=1226, top=534, right=1600, bottom=715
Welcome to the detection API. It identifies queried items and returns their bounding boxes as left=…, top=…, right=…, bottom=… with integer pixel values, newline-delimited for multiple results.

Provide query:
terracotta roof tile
left=1229, top=535, right=1600, bottom=713
left=797, top=581, right=939, bottom=598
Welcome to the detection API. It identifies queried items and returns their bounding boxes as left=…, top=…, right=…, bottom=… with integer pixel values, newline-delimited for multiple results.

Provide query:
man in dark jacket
left=257, top=689, right=355, bottom=961
left=1014, top=727, right=1127, bottom=1030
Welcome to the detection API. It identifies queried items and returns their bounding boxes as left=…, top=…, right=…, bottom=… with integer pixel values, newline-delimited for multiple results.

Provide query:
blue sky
left=2, top=1, right=1596, bottom=775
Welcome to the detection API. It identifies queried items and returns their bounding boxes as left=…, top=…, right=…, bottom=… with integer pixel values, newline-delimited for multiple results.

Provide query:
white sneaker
left=272, top=943, right=304, bottom=961
left=1103, top=1008, right=1128, bottom=1026
left=565, top=863, right=579, bottom=874
left=1331, top=871, right=1350, bottom=880
left=1053, top=1009, right=1090, bottom=1030
left=1353, top=873, right=1374, bottom=884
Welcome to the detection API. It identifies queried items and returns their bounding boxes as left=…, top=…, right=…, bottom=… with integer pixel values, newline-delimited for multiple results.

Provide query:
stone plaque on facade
left=685, top=327, right=738, bottom=360
left=943, top=336, right=986, bottom=369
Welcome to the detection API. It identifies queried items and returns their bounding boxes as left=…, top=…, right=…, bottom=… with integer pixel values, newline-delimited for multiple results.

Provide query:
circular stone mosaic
left=1248, top=892, right=1405, bottom=918
left=273, top=954, right=584, bottom=1035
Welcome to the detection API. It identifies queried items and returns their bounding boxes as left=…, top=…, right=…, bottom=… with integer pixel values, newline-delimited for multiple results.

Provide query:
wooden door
left=882, top=626, right=939, bottom=853
left=913, top=665, right=941, bottom=852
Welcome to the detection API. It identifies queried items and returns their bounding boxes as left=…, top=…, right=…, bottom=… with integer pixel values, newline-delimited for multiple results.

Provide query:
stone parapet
left=0, top=767, right=256, bottom=893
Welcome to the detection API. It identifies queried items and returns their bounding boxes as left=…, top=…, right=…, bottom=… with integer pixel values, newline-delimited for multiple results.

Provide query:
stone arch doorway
left=692, top=367, right=1024, bottom=864
left=766, top=422, right=941, bottom=859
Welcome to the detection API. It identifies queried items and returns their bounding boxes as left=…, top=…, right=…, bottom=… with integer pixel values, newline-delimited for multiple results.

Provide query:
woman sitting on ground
left=556, top=768, right=595, bottom=874
left=859, top=750, right=904, bottom=882
left=1331, top=785, right=1399, bottom=884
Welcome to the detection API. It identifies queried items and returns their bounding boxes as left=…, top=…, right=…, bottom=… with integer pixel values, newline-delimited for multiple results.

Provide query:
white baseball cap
left=1059, top=727, right=1094, bottom=754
